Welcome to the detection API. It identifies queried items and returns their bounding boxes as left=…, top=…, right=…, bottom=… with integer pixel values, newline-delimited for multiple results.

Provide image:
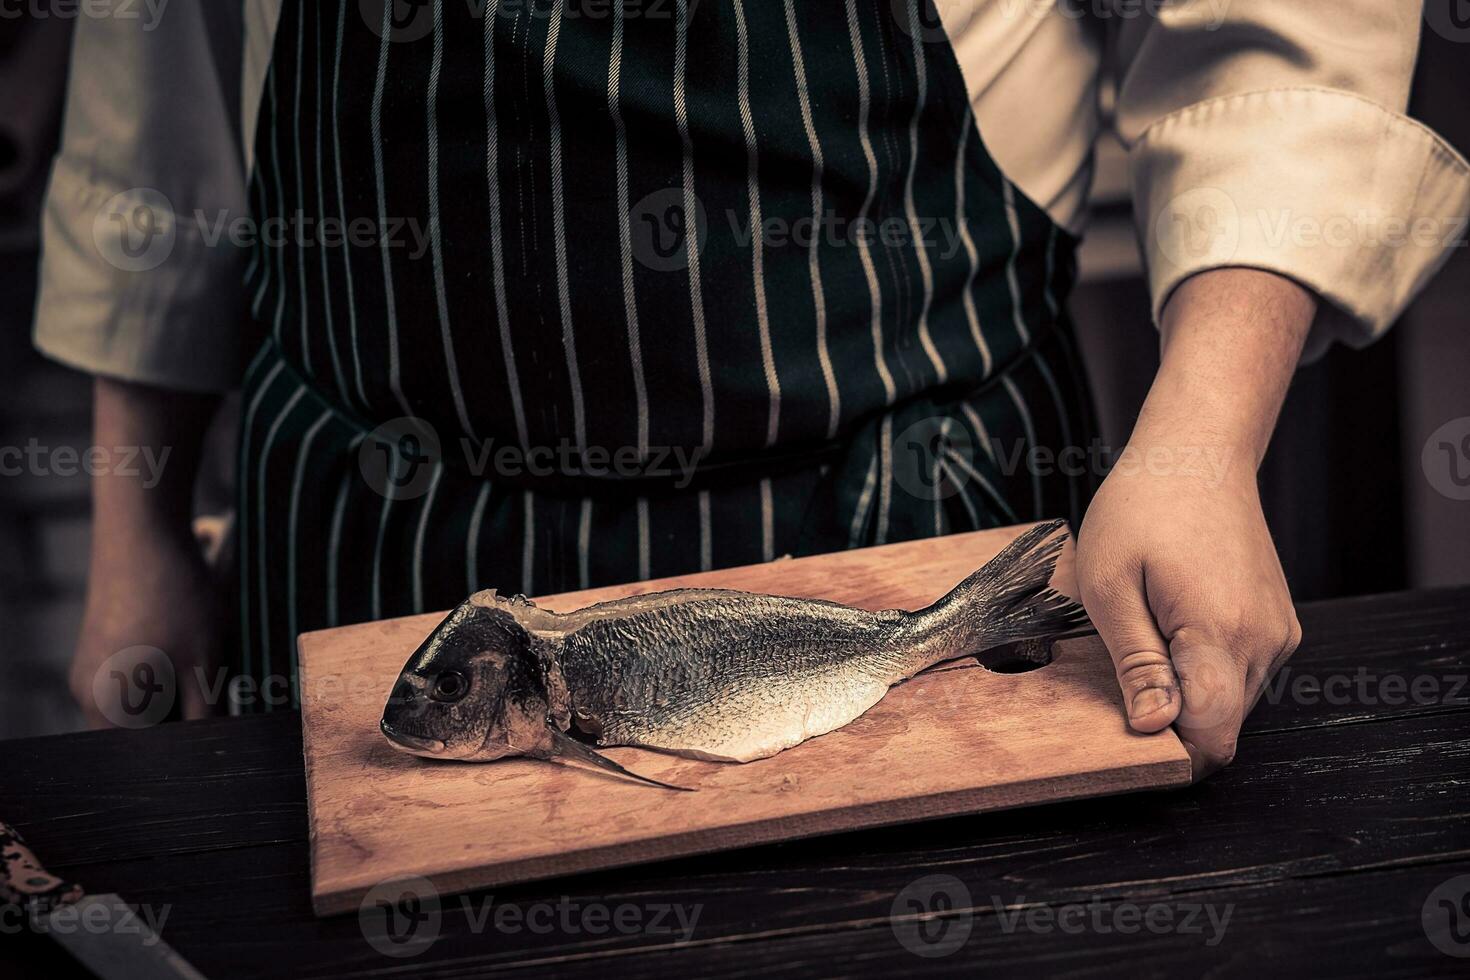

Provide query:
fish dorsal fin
left=542, top=727, right=694, bottom=792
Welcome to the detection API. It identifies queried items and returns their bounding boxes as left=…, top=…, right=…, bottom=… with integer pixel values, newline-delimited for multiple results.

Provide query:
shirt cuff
left=1131, top=87, right=1470, bottom=360
left=32, top=156, right=252, bottom=394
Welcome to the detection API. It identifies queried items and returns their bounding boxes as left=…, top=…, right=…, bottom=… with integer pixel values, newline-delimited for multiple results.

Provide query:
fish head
left=380, top=596, right=565, bottom=762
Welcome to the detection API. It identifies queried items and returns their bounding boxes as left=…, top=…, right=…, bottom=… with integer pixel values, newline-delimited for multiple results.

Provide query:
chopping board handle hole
left=975, top=637, right=1057, bottom=674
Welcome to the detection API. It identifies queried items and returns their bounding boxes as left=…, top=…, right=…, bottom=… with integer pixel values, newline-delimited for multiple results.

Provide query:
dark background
left=2, top=16, right=1467, bottom=738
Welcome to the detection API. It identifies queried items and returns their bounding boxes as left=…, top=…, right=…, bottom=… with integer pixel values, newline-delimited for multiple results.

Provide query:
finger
left=1244, top=614, right=1304, bottom=717
left=1080, top=572, right=1181, bottom=733
left=1167, top=629, right=1250, bottom=781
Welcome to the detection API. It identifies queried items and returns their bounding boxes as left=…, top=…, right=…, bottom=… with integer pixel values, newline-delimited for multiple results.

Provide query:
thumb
left=1081, top=574, right=1181, bottom=733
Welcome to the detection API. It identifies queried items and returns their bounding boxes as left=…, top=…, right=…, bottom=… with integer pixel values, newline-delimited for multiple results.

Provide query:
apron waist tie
left=257, top=318, right=1058, bottom=499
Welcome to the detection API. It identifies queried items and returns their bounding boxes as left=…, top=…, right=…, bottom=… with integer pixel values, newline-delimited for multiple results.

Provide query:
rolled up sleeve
left=34, top=3, right=252, bottom=392
left=1113, top=0, right=1470, bottom=359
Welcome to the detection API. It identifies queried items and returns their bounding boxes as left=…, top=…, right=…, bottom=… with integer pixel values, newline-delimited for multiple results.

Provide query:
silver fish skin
left=380, top=520, right=1086, bottom=781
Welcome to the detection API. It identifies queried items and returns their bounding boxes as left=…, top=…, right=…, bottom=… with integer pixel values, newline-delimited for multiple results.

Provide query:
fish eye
left=430, top=670, right=469, bottom=703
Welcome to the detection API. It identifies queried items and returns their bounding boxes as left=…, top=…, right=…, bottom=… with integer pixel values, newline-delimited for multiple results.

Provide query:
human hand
left=70, top=530, right=222, bottom=728
left=1076, top=267, right=1315, bottom=779
left=68, top=377, right=222, bottom=728
left=1076, top=449, right=1300, bottom=778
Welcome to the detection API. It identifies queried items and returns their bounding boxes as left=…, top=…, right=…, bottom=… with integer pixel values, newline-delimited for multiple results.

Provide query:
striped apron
left=237, top=0, right=1098, bottom=708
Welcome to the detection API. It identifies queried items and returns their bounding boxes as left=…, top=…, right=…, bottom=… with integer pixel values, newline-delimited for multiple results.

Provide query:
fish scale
left=560, top=596, right=912, bottom=761
left=381, top=520, right=1087, bottom=787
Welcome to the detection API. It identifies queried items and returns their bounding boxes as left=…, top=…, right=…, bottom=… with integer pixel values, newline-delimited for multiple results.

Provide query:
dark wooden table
left=4, top=587, right=1469, bottom=978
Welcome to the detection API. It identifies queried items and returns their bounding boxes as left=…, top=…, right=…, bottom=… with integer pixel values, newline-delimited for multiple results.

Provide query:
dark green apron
left=237, top=0, right=1098, bottom=708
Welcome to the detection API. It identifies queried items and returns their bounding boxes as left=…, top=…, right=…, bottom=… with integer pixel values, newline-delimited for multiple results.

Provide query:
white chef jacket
left=32, top=0, right=1470, bottom=393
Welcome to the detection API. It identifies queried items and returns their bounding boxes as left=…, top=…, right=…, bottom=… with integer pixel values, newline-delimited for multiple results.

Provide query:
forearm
left=73, top=379, right=223, bottom=723
left=1079, top=268, right=1313, bottom=776
left=1133, top=268, right=1317, bottom=472
left=90, top=377, right=217, bottom=564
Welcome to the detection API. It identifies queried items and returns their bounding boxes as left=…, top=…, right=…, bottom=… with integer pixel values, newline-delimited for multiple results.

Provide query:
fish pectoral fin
left=542, top=726, right=695, bottom=792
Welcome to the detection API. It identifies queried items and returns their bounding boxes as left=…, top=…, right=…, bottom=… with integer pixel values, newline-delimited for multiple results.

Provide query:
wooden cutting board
left=297, top=523, right=1190, bottom=916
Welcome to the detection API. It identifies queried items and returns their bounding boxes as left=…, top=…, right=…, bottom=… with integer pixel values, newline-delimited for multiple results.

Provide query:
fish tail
left=912, top=519, right=1088, bottom=665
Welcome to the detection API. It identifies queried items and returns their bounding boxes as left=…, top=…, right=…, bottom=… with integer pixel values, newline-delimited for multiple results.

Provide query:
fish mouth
left=380, top=719, right=447, bottom=756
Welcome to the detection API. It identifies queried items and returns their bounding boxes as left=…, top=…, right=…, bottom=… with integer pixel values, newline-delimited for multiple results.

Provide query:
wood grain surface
left=297, top=523, right=1190, bottom=915
left=4, top=587, right=1467, bottom=978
